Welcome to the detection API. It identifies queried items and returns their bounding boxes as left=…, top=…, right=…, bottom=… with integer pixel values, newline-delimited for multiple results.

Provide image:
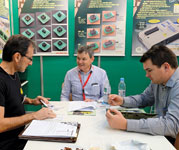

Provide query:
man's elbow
left=0, top=124, right=8, bottom=133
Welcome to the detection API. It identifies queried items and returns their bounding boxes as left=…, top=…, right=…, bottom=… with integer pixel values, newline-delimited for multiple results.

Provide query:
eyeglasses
left=24, top=55, right=33, bottom=62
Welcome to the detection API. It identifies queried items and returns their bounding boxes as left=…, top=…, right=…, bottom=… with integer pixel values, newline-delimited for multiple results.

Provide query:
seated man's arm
left=23, top=96, right=50, bottom=105
left=126, top=84, right=179, bottom=138
left=0, top=106, right=56, bottom=133
left=122, top=83, right=155, bottom=108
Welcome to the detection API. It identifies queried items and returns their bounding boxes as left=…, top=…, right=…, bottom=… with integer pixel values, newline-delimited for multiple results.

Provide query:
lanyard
left=78, top=71, right=92, bottom=100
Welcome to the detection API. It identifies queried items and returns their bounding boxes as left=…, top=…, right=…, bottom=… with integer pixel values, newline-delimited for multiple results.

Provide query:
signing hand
left=108, top=94, right=123, bottom=106
left=84, top=99, right=94, bottom=102
left=33, top=96, right=50, bottom=105
left=33, top=107, right=56, bottom=120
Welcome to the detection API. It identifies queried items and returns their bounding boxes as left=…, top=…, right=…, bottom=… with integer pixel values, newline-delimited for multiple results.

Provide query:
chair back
left=175, top=132, right=179, bottom=150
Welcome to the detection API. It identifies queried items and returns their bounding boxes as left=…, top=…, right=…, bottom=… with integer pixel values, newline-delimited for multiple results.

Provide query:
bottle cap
left=120, top=78, right=124, bottom=81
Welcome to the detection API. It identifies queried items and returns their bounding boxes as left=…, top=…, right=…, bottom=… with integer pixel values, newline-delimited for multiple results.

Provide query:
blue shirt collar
left=77, top=65, right=94, bottom=74
left=166, top=67, right=179, bottom=88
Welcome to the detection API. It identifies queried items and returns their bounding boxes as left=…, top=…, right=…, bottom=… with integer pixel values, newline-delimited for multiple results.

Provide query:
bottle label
left=103, top=94, right=108, bottom=103
left=104, top=87, right=108, bottom=94
left=118, top=90, right=125, bottom=97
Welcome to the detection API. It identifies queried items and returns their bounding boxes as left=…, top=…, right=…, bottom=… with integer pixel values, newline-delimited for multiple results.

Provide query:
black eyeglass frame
left=13, top=51, right=33, bottom=62
left=23, top=55, right=33, bottom=61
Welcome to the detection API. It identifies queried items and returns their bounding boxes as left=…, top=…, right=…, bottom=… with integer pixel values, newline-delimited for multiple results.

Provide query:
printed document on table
left=68, top=101, right=97, bottom=112
left=22, top=120, right=78, bottom=138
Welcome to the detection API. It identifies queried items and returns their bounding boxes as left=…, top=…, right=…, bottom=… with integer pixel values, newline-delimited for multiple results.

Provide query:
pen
left=40, top=99, right=48, bottom=107
left=22, top=95, right=26, bottom=104
left=40, top=99, right=54, bottom=109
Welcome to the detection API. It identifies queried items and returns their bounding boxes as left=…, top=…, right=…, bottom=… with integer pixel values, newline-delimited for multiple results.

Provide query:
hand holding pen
left=22, top=95, right=51, bottom=106
left=40, top=99, right=54, bottom=109
left=32, top=95, right=51, bottom=106
left=22, top=95, right=56, bottom=119
left=108, top=94, right=124, bottom=106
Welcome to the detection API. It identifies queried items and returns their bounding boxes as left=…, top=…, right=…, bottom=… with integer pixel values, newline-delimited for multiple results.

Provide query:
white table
left=24, top=101, right=175, bottom=150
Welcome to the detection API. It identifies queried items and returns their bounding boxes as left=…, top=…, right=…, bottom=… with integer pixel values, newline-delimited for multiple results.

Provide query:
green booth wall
left=10, top=0, right=153, bottom=111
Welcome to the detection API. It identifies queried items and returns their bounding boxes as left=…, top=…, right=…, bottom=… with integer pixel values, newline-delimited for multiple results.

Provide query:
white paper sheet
left=111, top=140, right=151, bottom=150
left=22, top=120, right=78, bottom=138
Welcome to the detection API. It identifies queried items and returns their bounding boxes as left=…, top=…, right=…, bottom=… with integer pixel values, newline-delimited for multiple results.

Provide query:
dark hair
left=77, top=45, right=94, bottom=58
left=2, top=34, right=35, bottom=62
left=140, top=45, right=178, bottom=69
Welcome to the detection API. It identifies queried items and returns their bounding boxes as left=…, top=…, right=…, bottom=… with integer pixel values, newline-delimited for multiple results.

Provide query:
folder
left=121, top=111, right=157, bottom=119
left=106, top=107, right=157, bottom=119
left=19, top=120, right=81, bottom=143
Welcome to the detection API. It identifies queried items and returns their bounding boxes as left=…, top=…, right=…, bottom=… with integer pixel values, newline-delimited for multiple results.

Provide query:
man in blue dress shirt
left=106, top=45, right=179, bottom=144
left=61, top=45, right=109, bottom=102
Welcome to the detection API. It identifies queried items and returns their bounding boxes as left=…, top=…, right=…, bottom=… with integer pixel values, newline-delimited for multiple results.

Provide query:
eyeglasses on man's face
left=23, top=55, right=33, bottom=62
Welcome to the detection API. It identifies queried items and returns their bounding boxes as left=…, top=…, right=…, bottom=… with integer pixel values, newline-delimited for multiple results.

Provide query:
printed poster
left=19, top=0, right=68, bottom=56
left=75, top=0, right=127, bottom=56
left=0, top=0, right=10, bottom=58
left=132, top=0, right=179, bottom=56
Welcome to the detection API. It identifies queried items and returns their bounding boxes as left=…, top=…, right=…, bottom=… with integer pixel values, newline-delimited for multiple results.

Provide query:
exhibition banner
left=132, top=0, right=179, bottom=56
left=0, top=0, right=10, bottom=58
left=75, top=0, right=127, bottom=56
left=19, top=0, right=68, bottom=56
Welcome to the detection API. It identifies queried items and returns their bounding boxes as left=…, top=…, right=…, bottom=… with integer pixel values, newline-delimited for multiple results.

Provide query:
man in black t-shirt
left=0, top=35, right=56, bottom=150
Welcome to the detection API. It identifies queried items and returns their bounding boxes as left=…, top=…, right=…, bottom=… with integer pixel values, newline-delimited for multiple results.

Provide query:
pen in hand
left=40, top=100, right=54, bottom=109
left=40, top=99, right=48, bottom=107
left=22, top=95, right=26, bottom=104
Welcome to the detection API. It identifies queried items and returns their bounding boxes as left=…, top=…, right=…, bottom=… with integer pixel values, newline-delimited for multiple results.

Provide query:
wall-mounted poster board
left=19, top=0, right=68, bottom=56
left=74, top=0, right=127, bottom=56
left=0, top=0, right=10, bottom=58
left=132, top=0, right=179, bottom=56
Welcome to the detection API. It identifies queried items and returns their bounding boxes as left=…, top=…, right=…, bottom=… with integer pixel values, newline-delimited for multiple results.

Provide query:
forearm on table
left=122, top=94, right=153, bottom=108
left=127, top=117, right=178, bottom=138
left=0, top=113, right=36, bottom=133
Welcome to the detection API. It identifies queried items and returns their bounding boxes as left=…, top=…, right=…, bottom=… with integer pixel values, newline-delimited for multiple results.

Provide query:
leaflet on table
left=68, top=101, right=97, bottom=112
left=114, top=106, right=145, bottom=113
left=68, top=110, right=96, bottom=116
left=22, top=120, right=78, bottom=138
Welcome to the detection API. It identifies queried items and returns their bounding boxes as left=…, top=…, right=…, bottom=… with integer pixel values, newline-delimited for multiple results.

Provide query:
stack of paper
left=68, top=101, right=97, bottom=116
left=68, top=101, right=97, bottom=112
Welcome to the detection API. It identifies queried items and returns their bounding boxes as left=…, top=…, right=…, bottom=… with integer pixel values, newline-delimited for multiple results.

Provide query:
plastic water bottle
left=118, top=78, right=126, bottom=97
left=103, top=80, right=111, bottom=103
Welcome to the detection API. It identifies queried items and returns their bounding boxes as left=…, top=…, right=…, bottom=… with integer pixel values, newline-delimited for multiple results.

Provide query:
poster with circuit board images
left=74, top=0, right=126, bottom=56
left=19, top=0, right=68, bottom=56
left=0, top=0, right=10, bottom=58
left=132, top=0, right=179, bottom=56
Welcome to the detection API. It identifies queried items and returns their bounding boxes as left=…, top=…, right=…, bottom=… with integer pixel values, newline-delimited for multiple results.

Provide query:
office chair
left=175, top=132, right=179, bottom=150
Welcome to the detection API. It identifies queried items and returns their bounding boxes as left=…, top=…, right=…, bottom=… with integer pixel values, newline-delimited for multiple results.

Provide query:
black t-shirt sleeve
left=0, top=79, right=6, bottom=107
